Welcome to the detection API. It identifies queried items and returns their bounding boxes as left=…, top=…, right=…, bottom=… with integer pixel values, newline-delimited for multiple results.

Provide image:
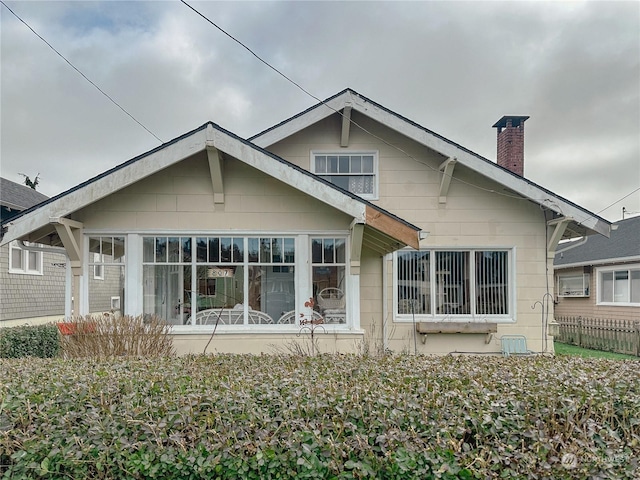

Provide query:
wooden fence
left=555, top=316, right=640, bottom=357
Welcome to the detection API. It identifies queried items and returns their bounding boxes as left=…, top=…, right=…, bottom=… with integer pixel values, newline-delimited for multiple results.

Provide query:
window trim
left=393, top=247, right=514, bottom=322
left=8, top=241, right=43, bottom=276
left=310, top=150, right=379, bottom=200
left=596, top=263, right=640, bottom=306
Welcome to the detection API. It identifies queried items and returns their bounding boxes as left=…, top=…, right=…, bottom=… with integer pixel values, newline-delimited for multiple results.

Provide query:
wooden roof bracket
left=350, top=220, right=364, bottom=275
left=546, top=216, right=573, bottom=258
left=50, top=217, right=83, bottom=274
left=439, top=157, right=457, bottom=204
left=206, top=143, right=225, bottom=205
left=340, top=103, right=352, bottom=147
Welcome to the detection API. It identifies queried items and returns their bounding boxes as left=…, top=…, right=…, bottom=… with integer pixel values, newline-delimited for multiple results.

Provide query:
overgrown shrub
left=59, top=314, right=174, bottom=358
left=0, top=323, right=60, bottom=358
left=0, top=355, right=638, bottom=479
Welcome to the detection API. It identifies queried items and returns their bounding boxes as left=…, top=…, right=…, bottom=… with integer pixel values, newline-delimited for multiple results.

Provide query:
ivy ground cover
left=1, top=354, right=638, bottom=479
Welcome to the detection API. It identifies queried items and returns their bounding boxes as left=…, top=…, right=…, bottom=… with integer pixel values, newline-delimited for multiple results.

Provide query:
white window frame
left=311, top=151, right=379, bottom=200
left=557, top=273, right=590, bottom=297
left=596, top=263, right=640, bottom=306
left=393, top=248, right=514, bottom=322
left=8, top=241, right=43, bottom=275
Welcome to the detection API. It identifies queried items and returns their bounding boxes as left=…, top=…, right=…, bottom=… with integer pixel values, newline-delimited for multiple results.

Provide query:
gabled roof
left=0, top=122, right=420, bottom=254
left=554, top=215, right=640, bottom=268
left=0, top=177, right=49, bottom=212
left=250, top=88, right=610, bottom=240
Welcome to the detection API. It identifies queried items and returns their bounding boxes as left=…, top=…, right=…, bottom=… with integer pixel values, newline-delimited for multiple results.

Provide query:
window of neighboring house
left=394, top=249, right=511, bottom=320
left=312, top=152, right=378, bottom=199
left=93, top=253, right=104, bottom=280
left=597, top=264, right=640, bottom=305
left=9, top=241, right=43, bottom=275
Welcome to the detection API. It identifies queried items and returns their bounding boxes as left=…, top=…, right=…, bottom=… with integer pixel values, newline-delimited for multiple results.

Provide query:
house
left=0, top=89, right=610, bottom=354
left=0, top=177, right=67, bottom=327
left=554, top=214, right=640, bottom=321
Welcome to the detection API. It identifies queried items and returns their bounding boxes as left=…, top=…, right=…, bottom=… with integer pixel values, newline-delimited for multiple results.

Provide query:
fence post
left=636, top=322, right=640, bottom=358
left=577, top=316, right=582, bottom=348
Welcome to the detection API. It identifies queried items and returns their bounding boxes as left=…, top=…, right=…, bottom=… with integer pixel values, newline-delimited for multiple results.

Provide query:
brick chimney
left=492, top=115, right=529, bottom=176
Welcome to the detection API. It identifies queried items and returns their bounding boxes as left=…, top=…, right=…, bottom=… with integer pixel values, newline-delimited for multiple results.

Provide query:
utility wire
left=1, top=0, right=163, bottom=143
left=184, top=0, right=640, bottom=226
left=180, top=0, right=527, bottom=201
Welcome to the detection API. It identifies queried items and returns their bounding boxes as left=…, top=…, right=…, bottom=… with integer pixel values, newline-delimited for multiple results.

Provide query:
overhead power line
left=596, top=186, right=640, bottom=214
left=1, top=0, right=163, bottom=143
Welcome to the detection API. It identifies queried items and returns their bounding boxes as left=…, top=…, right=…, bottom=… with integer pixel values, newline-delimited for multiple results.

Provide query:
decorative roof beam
left=341, top=103, right=352, bottom=147
left=206, top=144, right=225, bottom=204
left=50, top=217, right=83, bottom=271
left=438, top=157, right=457, bottom=204
left=365, top=205, right=420, bottom=250
left=547, top=216, right=573, bottom=258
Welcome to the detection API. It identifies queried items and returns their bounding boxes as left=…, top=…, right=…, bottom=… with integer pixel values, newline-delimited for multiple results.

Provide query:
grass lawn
left=554, top=341, right=639, bottom=360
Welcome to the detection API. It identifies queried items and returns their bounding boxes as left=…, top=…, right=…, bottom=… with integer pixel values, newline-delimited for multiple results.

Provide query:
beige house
left=0, top=89, right=610, bottom=355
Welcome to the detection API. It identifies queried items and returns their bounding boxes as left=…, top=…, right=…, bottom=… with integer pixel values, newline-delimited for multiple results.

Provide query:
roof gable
left=0, top=122, right=420, bottom=253
left=0, top=177, right=49, bottom=211
left=250, top=89, right=610, bottom=240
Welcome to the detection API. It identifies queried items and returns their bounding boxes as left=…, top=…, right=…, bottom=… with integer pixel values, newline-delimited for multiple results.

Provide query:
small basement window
left=557, top=273, right=590, bottom=297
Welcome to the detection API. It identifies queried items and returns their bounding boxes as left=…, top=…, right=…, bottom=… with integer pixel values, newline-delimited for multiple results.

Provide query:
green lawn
left=554, top=341, right=639, bottom=360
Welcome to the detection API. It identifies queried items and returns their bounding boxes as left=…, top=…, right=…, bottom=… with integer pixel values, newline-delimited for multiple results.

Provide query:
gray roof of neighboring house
left=554, top=215, right=640, bottom=267
left=0, top=177, right=49, bottom=211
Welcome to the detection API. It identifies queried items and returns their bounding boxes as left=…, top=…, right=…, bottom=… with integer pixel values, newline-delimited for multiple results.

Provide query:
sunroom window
left=395, top=249, right=511, bottom=319
left=312, top=237, right=347, bottom=324
left=312, top=152, right=377, bottom=199
left=142, top=236, right=296, bottom=326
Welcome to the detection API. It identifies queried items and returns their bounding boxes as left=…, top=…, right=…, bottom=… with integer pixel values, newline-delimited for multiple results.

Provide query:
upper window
left=312, top=152, right=378, bottom=199
left=394, top=249, right=511, bottom=320
left=597, top=264, right=640, bottom=306
left=9, top=241, right=43, bottom=275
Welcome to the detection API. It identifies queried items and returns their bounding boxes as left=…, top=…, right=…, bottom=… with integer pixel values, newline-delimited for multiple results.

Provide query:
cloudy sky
left=1, top=1, right=638, bottom=222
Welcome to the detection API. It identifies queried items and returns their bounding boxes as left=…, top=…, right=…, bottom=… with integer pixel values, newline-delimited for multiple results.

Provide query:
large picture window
left=88, top=236, right=125, bottom=315
left=312, top=152, right=378, bottom=199
left=395, top=249, right=511, bottom=319
left=143, top=236, right=297, bottom=326
left=598, top=264, right=640, bottom=305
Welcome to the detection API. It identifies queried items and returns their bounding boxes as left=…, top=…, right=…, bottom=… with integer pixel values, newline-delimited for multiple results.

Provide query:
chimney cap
left=492, top=115, right=529, bottom=129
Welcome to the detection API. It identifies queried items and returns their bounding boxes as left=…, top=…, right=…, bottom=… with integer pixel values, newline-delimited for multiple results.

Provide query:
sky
left=1, top=0, right=639, bottom=222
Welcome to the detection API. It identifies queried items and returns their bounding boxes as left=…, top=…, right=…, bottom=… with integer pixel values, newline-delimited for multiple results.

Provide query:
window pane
left=327, top=156, right=338, bottom=173
left=113, top=237, right=126, bottom=262
left=143, top=237, right=154, bottom=263
left=248, top=238, right=259, bottom=262
left=330, top=175, right=350, bottom=191
left=181, top=237, right=192, bottom=263
left=338, top=156, right=349, bottom=173
left=349, top=176, right=373, bottom=195
left=631, top=270, right=640, bottom=303
left=475, top=251, right=508, bottom=315
left=196, top=238, right=207, bottom=263
left=397, top=251, right=430, bottom=315
left=209, top=237, right=219, bottom=263
left=313, top=265, right=346, bottom=324
left=436, top=252, right=470, bottom=314
left=601, top=272, right=613, bottom=302
left=284, top=238, right=295, bottom=263
left=614, top=271, right=629, bottom=303
left=362, top=155, right=374, bottom=173
left=315, top=156, right=326, bottom=173
left=220, top=237, right=232, bottom=263
left=260, top=238, right=271, bottom=263
left=155, top=237, right=167, bottom=263
left=168, top=237, right=180, bottom=262
left=351, top=156, right=362, bottom=173
left=11, top=246, right=23, bottom=270
left=323, top=239, right=334, bottom=264
left=272, top=238, right=282, bottom=263
left=233, top=238, right=244, bottom=263
left=312, top=239, right=322, bottom=264
left=335, top=238, right=346, bottom=263
left=102, top=238, right=113, bottom=257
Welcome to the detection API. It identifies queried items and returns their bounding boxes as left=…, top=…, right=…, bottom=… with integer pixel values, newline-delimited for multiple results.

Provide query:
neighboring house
left=554, top=215, right=640, bottom=321
left=0, top=89, right=610, bottom=354
left=0, top=177, right=67, bottom=326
